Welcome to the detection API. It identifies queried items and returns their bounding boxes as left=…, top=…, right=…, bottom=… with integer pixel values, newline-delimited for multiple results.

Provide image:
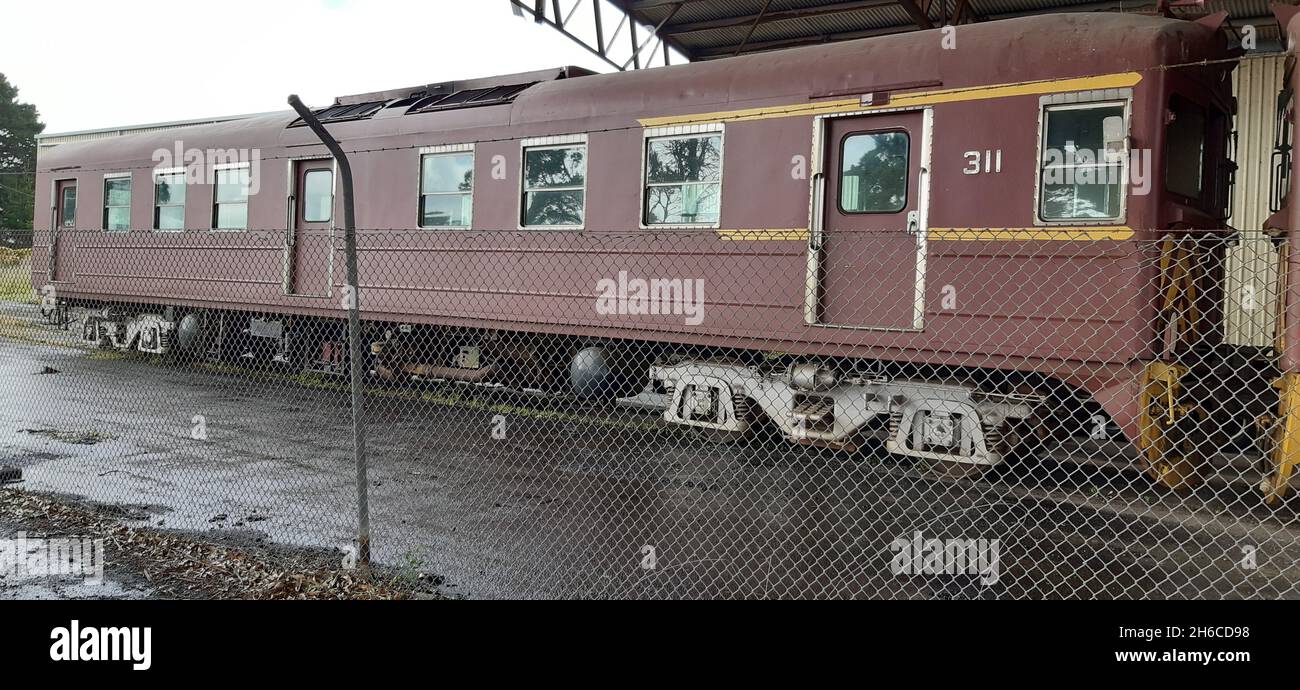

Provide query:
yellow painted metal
left=716, top=228, right=809, bottom=241
left=928, top=227, right=1134, bottom=241
left=1156, top=237, right=1202, bottom=353
left=714, top=227, right=1135, bottom=241
left=1136, top=361, right=1202, bottom=491
left=1264, top=372, right=1300, bottom=504
left=638, top=72, right=1143, bottom=128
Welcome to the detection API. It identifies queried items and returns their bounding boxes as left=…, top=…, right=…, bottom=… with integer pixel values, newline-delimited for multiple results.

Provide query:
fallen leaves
left=0, top=489, right=414, bottom=600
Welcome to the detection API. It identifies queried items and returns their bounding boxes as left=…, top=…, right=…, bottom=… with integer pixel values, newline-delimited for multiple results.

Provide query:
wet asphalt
left=2, top=304, right=1299, bottom=599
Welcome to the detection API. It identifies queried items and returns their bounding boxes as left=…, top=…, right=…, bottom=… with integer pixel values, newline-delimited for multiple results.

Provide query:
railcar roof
left=38, top=12, right=1223, bottom=172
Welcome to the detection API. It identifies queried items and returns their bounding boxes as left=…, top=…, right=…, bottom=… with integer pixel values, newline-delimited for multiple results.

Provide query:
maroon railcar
left=1263, top=7, right=1300, bottom=502
left=31, top=13, right=1250, bottom=480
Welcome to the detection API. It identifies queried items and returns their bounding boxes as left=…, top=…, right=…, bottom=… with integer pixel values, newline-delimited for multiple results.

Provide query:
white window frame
left=211, top=161, right=251, bottom=232
left=1033, top=90, right=1132, bottom=226
left=152, top=166, right=186, bottom=232
left=418, top=143, right=475, bottom=229
left=519, top=134, right=588, bottom=230
left=56, top=180, right=77, bottom=229
left=640, top=123, right=725, bottom=229
left=102, top=172, right=132, bottom=233
left=300, top=169, right=334, bottom=224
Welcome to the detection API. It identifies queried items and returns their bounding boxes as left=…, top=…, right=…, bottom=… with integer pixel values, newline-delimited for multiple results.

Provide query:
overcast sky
left=0, top=0, right=624, bottom=133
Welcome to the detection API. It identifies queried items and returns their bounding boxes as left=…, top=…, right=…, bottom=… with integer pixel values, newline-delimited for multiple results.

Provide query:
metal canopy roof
left=512, top=0, right=1283, bottom=68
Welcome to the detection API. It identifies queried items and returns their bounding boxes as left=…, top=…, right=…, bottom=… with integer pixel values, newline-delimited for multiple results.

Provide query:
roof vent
left=288, top=100, right=386, bottom=127
left=406, top=82, right=536, bottom=114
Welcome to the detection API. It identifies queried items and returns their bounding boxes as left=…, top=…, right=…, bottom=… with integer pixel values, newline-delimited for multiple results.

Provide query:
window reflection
left=420, top=153, right=473, bottom=227
left=839, top=132, right=908, bottom=213
left=644, top=134, right=721, bottom=225
left=154, top=173, right=186, bottom=231
left=523, top=145, right=585, bottom=227
left=103, top=177, right=132, bottom=231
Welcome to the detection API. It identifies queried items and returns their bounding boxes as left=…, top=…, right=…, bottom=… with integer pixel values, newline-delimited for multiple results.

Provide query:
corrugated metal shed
left=1228, top=52, right=1288, bottom=346
left=584, top=0, right=1286, bottom=61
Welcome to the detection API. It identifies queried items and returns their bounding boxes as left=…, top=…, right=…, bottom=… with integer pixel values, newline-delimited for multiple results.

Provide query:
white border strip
left=420, top=143, right=474, bottom=155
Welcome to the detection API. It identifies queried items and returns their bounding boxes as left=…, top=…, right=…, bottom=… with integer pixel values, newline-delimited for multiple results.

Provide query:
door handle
left=285, top=195, right=297, bottom=246
left=810, top=172, right=825, bottom=251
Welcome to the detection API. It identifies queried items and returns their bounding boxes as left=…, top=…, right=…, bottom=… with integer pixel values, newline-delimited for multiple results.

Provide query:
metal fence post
left=287, top=95, right=371, bottom=568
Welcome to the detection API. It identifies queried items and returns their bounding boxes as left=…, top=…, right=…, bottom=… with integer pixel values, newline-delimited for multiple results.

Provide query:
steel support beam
left=512, top=0, right=681, bottom=69
left=664, top=0, right=899, bottom=36
left=896, top=0, right=935, bottom=30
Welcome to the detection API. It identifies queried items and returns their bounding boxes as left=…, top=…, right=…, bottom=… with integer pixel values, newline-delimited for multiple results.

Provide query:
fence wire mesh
left=1, top=226, right=1297, bottom=599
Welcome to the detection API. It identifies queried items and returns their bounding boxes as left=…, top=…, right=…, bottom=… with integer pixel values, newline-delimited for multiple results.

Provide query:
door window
left=838, top=131, right=909, bottom=213
left=60, top=185, right=77, bottom=227
left=302, top=169, right=333, bottom=223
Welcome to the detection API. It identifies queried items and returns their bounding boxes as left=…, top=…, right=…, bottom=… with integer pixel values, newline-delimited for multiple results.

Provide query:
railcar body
left=31, top=13, right=1254, bottom=480
left=1263, top=7, right=1300, bottom=502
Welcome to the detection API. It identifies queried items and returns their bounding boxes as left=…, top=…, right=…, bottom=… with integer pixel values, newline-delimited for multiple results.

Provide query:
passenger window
left=303, top=170, right=334, bottom=223
left=212, top=166, right=250, bottom=230
left=103, top=176, right=132, bottom=231
left=643, top=133, right=722, bottom=225
left=419, top=153, right=472, bottom=228
left=1038, top=102, right=1127, bottom=221
left=1166, top=95, right=1206, bottom=199
left=839, top=132, right=909, bottom=213
left=60, top=186, right=77, bottom=227
left=522, top=144, right=585, bottom=227
left=153, top=172, right=186, bottom=231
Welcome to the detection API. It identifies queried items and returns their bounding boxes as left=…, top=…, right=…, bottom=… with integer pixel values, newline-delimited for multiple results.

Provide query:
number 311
left=962, top=149, right=1003, bottom=175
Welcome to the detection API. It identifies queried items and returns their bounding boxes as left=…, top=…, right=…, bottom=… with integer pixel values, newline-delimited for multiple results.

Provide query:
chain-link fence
left=1, top=226, right=1297, bottom=599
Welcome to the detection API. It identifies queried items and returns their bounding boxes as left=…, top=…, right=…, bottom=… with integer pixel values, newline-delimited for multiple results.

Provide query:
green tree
left=0, top=73, right=44, bottom=248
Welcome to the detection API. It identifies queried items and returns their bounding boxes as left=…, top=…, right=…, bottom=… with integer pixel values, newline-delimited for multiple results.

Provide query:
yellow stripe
left=717, top=228, right=809, bottom=240
left=929, top=227, right=1135, bottom=241
left=713, top=227, right=1134, bottom=241
left=638, top=72, right=1142, bottom=128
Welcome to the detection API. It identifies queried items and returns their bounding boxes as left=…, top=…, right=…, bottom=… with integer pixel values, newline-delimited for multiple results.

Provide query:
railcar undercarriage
left=44, top=300, right=1293, bottom=498
left=625, top=360, right=1040, bottom=470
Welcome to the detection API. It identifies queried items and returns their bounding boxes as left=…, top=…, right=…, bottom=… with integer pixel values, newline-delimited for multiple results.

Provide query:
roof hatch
left=287, top=66, right=593, bottom=127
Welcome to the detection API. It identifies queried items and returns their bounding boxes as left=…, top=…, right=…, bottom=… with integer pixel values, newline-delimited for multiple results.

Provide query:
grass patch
left=183, top=358, right=666, bottom=434
left=86, top=349, right=132, bottom=361
left=0, top=249, right=35, bottom=303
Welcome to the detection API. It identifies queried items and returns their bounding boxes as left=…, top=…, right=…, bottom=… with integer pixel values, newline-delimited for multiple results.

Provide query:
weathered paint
left=29, top=13, right=1238, bottom=437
